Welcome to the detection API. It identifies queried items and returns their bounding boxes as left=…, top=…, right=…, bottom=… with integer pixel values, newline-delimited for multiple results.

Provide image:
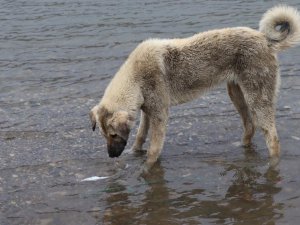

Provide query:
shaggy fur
left=90, top=5, right=300, bottom=169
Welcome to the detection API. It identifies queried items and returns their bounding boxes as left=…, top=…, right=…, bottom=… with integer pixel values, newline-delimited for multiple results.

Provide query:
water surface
left=1, top=0, right=300, bottom=224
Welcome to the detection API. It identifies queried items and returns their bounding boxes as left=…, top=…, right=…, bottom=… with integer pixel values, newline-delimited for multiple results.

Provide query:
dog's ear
left=89, top=106, right=98, bottom=131
left=110, top=111, right=134, bottom=140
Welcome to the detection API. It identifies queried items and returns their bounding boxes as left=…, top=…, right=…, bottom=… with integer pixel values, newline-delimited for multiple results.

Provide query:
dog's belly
left=169, top=71, right=234, bottom=106
left=170, top=90, right=204, bottom=105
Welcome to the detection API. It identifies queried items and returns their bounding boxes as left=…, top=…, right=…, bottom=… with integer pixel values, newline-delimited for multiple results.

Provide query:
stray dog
left=90, top=5, right=300, bottom=169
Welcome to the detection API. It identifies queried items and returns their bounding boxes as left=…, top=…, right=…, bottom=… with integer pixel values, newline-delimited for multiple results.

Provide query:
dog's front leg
left=145, top=109, right=169, bottom=169
left=132, top=111, right=150, bottom=151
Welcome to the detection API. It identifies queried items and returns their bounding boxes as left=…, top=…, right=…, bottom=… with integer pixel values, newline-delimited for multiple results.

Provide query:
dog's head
left=89, top=105, right=133, bottom=158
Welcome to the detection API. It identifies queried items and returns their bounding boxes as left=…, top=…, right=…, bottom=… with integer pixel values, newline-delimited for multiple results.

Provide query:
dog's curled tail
left=259, top=5, right=300, bottom=51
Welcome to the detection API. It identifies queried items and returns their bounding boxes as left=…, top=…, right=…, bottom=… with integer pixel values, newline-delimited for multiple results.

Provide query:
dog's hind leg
left=254, top=107, right=280, bottom=158
left=132, top=111, right=150, bottom=151
left=227, top=81, right=255, bottom=146
left=239, top=72, right=280, bottom=158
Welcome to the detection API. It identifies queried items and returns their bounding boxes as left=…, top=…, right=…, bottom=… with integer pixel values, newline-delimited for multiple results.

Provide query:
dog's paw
left=131, top=144, right=142, bottom=151
left=137, top=160, right=155, bottom=177
left=242, top=138, right=254, bottom=147
left=141, top=162, right=158, bottom=177
left=132, top=163, right=151, bottom=178
left=131, top=147, right=147, bottom=156
left=269, top=156, right=280, bottom=168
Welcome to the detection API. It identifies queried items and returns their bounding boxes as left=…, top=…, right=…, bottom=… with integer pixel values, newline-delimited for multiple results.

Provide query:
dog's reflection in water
left=101, top=151, right=283, bottom=224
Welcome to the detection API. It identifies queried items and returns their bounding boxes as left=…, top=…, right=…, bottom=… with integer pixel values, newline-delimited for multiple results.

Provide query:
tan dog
left=90, top=5, right=300, bottom=169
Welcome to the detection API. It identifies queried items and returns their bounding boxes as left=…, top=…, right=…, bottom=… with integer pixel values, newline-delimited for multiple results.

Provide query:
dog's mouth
left=107, top=139, right=127, bottom=158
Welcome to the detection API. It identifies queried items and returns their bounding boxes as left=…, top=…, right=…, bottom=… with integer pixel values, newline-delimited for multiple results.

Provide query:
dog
left=90, top=5, right=300, bottom=169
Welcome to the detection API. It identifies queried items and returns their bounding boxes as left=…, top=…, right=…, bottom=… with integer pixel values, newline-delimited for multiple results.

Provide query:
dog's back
left=131, top=5, right=300, bottom=105
left=163, top=27, right=272, bottom=104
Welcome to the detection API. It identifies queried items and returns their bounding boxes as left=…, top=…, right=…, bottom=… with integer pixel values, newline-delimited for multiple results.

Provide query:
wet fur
left=90, top=5, right=300, bottom=168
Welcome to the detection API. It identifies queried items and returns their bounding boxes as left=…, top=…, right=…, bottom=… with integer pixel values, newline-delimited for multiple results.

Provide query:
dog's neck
left=101, top=76, right=142, bottom=121
left=100, top=95, right=140, bottom=122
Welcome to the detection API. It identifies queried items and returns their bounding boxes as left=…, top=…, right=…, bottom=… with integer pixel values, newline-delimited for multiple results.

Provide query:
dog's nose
left=108, top=149, right=122, bottom=158
left=107, top=140, right=127, bottom=158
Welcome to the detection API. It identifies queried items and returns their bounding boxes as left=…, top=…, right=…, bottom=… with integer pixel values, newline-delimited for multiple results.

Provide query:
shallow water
left=1, top=0, right=300, bottom=224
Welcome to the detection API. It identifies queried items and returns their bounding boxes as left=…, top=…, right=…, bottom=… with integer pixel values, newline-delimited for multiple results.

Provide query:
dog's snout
left=107, top=139, right=127, bottom=158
